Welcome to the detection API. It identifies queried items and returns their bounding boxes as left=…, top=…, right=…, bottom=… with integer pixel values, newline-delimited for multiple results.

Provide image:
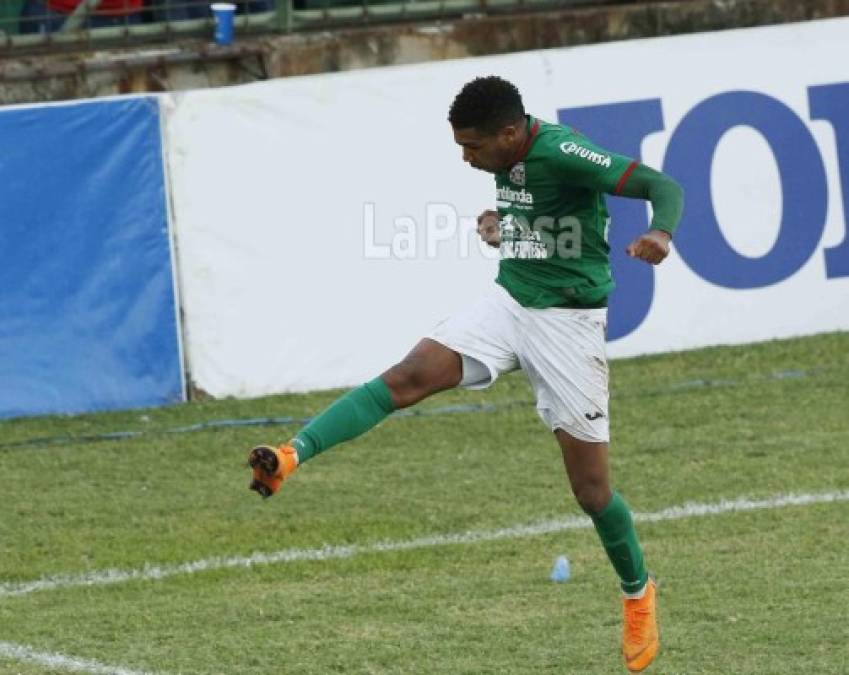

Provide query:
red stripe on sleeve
left=615, top=161, right=639, bottom=195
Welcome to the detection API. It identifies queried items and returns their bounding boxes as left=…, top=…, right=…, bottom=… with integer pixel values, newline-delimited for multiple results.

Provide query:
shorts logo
left=509, top=162, right=526, bottom=186
left=560, top=141, right=612, bottom=168
left=584, top=411, right=605, bottom=421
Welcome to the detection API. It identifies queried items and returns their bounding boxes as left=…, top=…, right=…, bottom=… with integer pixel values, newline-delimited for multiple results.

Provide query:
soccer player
left=248, top=75, right=683, bottom=673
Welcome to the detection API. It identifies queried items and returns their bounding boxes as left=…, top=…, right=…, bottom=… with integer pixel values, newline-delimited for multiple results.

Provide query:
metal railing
left=0, top=0, right=596, bottom=52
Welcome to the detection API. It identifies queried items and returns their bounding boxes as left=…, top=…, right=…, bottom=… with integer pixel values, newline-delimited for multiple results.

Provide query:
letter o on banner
left=665, top=91, right=828, bottom=288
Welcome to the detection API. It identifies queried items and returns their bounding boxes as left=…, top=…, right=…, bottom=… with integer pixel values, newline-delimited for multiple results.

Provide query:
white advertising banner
left=166, top=17, right=849, bottom=397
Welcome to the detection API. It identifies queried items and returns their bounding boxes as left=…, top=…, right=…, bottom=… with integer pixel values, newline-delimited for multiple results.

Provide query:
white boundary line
left=1, top=489, right=847, bottom=601
left=0, top=641, right=157, bottom=675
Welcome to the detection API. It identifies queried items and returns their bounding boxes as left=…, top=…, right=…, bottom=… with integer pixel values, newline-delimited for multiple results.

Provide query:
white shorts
left=429, top=284, right=610, bottom=443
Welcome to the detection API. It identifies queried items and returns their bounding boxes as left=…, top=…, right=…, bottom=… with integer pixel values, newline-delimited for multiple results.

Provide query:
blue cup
left=211, top=3, right=236, bottom=45
left=550, top=555, right=571, bottom=583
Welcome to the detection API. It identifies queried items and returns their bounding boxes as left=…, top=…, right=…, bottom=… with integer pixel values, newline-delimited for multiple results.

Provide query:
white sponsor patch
left=495, top=185, right=534, bottom=205
left=560, top=141, right=612, bottom=168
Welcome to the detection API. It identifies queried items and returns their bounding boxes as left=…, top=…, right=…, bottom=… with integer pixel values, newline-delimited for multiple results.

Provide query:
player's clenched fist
left=477, top=209, right=501, bottom=248
left=626, top=230, right=671, bottom=265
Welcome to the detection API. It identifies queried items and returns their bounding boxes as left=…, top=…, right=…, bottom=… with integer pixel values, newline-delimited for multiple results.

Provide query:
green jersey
left=494, top=116, right=638, bottom=308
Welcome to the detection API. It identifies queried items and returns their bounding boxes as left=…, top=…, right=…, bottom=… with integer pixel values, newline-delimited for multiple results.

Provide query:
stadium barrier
left=0, top=96, right=184, bottom=418
left=165, top=17, right=849, bottom=398
left=1, top=16, right=847, bottom=416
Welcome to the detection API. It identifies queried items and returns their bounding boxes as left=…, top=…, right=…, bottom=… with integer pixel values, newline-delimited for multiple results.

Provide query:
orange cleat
left=622, top=578, right=659, bottom=672
left=248, top=444, right=299, bottom=498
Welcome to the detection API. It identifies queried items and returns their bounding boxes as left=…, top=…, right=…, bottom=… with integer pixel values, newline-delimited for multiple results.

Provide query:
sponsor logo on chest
left=496, top=185, right=534, bottom=205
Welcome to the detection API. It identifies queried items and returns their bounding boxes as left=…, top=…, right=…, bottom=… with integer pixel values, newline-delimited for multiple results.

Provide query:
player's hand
left=626, top=230, right=671, bottom=265
left=477, top=209, right=501, bottom=248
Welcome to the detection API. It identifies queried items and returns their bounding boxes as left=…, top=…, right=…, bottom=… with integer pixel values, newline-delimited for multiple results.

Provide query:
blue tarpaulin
left=0, top=97, right=184, bottom=418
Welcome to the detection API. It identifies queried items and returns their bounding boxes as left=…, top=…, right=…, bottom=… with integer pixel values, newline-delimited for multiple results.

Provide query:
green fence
left=0, top=0, right=594, bottom=49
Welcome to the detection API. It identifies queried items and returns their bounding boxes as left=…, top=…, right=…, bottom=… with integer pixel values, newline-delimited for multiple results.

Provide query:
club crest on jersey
left=509, top=162, right=526, bottom=186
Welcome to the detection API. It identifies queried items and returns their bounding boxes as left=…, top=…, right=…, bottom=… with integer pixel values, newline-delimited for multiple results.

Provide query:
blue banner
left=0, top=97, right=184, bottom=418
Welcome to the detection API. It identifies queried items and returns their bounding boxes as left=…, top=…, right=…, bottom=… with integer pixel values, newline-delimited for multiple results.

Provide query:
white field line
left=0, top=641, right=157, bottom=675
left=1, top=489, right=847, bottom=601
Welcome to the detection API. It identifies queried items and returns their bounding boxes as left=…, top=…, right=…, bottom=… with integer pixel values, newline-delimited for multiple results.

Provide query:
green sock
left=590, top=491, right=649, bottom=594
left=290, top=377, right=396, bottom=463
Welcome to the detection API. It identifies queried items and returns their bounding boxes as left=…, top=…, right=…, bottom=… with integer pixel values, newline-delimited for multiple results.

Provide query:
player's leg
left=555, top=430, right=657, bottom=672
left=520, top=305, right=650, bottom=592
left=381, top=337, right=464, bottom=408
left=518, top=305, right=658, bottom=672
left=249, top=285, right=519, bottom=497
left=555, top=431, right=647, bottom=592
left=249, top=338, right=462, bottom=497
left=554, top=430, right=657, bottom=672
left=292, top=337, right=463, bottom=460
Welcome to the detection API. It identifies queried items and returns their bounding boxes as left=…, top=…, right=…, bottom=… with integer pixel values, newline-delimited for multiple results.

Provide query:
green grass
left=1, top=332, right=848, bottom=674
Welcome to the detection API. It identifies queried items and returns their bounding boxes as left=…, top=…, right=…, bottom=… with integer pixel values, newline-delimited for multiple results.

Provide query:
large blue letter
left=559, top=99, right=665, bottom=340
left=809, top=82, right=849, bottom=279
left=665, top=91, right=828, bottom=288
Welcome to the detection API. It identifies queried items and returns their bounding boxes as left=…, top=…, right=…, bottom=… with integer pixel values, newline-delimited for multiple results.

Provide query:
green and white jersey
left=494, top=116, right=637, bottom=308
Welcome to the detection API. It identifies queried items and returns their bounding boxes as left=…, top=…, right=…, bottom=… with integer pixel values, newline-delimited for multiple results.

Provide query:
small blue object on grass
left=550, top=555, right=571, bottom=582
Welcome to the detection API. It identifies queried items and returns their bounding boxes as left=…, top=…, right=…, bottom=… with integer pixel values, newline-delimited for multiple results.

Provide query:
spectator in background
left=19, top=0, right=143, bottom=32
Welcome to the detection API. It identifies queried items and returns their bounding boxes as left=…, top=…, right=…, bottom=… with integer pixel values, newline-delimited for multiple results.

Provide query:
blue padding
left=0, top=97, right=184, bottom=418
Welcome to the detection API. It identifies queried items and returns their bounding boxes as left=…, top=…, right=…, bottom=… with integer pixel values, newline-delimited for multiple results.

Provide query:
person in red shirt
left=19, top=0, right=143, bottom=33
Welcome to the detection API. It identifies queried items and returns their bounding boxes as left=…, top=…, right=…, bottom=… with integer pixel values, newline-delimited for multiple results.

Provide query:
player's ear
left=499, top=122, right=520, bottom=145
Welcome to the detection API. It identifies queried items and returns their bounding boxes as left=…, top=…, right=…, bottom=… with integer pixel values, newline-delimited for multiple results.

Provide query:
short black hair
left=448, top=76, right=525, bottom=134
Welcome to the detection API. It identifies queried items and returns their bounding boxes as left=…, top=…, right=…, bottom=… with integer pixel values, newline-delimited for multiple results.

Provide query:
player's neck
left=506, top=116, right=533, bottom=167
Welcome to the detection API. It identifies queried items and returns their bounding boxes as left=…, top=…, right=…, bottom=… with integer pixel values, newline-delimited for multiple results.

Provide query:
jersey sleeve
left=549, top=135, right=637, bottom=194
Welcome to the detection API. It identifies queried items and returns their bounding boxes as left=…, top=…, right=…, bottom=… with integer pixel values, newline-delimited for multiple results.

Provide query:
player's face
left=452, top=124, right=519, bottom=173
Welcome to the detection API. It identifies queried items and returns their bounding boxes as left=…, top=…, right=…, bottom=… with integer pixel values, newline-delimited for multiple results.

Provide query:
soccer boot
left=248, top=444, right=299, bottom=498
left=622, top=577, right=659, bottom=672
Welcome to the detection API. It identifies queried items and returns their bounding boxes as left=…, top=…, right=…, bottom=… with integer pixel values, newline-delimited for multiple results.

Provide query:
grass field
left=1, top=332, right=848, bottom=675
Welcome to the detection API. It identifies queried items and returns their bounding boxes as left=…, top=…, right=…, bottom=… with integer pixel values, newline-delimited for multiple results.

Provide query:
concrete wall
left=1, top=0, right=848, bottom=105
